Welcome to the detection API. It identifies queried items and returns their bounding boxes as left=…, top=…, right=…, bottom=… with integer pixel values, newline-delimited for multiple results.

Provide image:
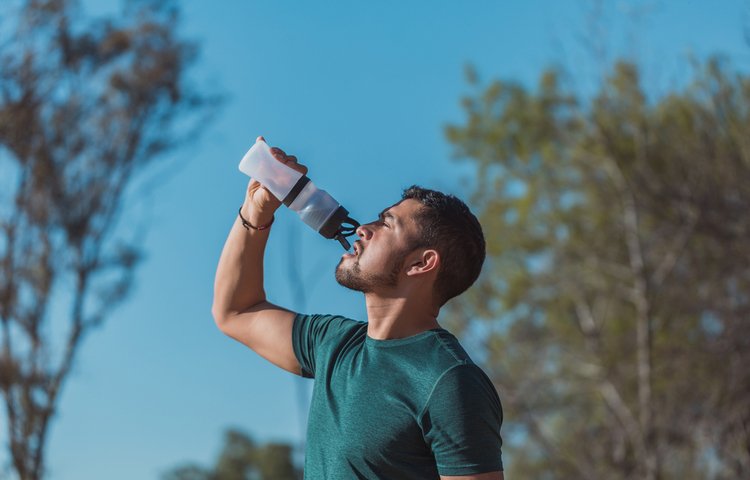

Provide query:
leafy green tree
left=445, top=58, right=750, bottom=479
left=0, top=0, right=213, bottom=478
left=163, top=429, right=301, bottom=480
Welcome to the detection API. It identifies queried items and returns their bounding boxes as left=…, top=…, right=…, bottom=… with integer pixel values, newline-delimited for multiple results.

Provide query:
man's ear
left=405, top=249, right=440, bottom=276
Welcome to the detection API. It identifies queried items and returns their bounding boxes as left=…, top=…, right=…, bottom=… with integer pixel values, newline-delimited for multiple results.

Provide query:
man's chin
left=335, top=263, right=368, bottom=293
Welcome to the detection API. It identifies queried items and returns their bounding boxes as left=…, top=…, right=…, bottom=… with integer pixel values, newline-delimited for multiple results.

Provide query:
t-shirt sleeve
left=291, top=313, right=358, bottom=378
left=419, top=363, right=504, bottom=476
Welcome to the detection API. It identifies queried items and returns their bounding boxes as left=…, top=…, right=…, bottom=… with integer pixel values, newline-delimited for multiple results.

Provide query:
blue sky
left=2, top=1, right=748, bottom=478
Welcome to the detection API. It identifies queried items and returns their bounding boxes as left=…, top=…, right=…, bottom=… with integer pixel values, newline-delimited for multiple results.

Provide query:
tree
left=162, top=428, right=302, bottom=480
left=445, top=57, right=750, bottom=479
left=0, top=1, right=213, bottom=478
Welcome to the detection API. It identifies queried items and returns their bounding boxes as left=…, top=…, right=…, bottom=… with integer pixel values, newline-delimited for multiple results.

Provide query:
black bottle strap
left=282, top=175, right=311, bottom=207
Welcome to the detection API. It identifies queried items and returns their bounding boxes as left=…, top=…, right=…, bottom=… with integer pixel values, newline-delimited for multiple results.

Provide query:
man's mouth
left=341, top=242, right=361, bottom=259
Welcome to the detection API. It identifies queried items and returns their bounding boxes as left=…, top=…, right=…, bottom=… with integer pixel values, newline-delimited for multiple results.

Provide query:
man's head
left=335, top=185, right=485, bottom=307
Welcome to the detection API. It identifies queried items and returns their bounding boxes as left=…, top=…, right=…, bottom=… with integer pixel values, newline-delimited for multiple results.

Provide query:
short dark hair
left=401, top=185, right=486, bottom=306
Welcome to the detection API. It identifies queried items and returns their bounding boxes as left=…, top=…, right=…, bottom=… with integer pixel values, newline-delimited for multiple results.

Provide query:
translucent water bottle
left=238, top=138, right=359, bottom=250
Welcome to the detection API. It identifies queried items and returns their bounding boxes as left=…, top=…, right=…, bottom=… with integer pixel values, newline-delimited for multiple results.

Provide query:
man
left=212, top=138, right=504, bottom=479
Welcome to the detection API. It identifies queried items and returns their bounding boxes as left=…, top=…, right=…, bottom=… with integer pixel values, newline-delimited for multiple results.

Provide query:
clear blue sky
left=2, top=1, right=747, bottom=478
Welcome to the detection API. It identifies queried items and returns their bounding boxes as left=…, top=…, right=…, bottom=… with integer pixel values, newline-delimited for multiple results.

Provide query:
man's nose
left=356, top=224, right=372, bottom=240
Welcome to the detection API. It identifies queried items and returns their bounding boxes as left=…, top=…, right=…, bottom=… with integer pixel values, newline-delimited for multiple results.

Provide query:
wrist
left=239, top=203, right=275, bottom=231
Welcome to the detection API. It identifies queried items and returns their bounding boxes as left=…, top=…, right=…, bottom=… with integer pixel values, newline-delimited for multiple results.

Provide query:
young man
left=212, top=138, right=504, bottom=479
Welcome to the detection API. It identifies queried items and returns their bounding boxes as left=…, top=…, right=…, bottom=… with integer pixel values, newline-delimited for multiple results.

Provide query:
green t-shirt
left=292, top=313, right=503, bottom=479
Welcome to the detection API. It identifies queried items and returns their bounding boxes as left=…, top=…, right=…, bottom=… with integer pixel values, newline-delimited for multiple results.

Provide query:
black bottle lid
left=319, top=206, right=360, bottom=251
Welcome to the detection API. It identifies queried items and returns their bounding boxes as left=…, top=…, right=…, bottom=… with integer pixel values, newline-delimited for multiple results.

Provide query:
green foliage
left=446, top=58, right=750, bottom=479
left=163, top=429, right=302, bottom=480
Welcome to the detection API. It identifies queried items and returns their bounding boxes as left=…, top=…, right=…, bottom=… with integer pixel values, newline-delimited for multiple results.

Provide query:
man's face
left=335, top=199, right=424, bottom=293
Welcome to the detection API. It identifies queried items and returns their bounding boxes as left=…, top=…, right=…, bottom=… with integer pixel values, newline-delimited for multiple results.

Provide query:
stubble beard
left=334, top=253, right=404, bottom=293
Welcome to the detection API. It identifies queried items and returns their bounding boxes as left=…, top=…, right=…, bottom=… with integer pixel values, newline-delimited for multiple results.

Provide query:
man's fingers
left=246, top=178, right=262, bottom=194
left=288, top=162, right=308, bottom=175
left=267, top=145, right=308, bottom=175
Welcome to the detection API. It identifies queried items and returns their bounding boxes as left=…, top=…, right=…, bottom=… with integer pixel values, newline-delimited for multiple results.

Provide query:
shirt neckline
left=365, top=328, right=447, bottom=348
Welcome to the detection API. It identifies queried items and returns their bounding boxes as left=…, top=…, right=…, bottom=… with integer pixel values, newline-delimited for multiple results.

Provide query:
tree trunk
left=622, top=188, right=658, bottom=480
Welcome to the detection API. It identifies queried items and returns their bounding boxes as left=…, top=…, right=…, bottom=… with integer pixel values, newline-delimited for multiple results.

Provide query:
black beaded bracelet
left=238, top=207, right=274, bottom=231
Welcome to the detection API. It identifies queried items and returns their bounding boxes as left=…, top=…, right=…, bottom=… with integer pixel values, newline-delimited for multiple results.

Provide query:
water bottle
left=238, top=138, right=359, bottom=250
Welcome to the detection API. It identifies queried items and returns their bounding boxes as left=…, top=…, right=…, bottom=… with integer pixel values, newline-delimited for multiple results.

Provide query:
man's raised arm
left=211, top=138, right=307, bottom=375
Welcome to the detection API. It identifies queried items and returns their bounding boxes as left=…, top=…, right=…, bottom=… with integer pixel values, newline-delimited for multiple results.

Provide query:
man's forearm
left=212, top=203, right=274, bottom=321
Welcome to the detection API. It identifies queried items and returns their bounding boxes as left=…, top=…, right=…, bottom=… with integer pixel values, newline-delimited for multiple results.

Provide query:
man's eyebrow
left=378, top=209, right=399, bottom=226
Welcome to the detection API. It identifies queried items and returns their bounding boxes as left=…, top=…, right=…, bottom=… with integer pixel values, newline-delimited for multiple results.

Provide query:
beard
left=335, top=249, right=409, bottom=293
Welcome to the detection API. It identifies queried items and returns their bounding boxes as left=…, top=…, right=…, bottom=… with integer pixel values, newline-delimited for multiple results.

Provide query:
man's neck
left=364, top=294, right=440, bottom=340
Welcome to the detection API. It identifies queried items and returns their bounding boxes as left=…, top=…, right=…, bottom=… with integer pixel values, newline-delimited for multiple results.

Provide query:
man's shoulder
left=391, top=329, right=483, bottom=391
left=430, top=328, right=474, bottom=364
left=291, top=313, right=367, bottom=378
left=422, top=331, right=498, bottom=397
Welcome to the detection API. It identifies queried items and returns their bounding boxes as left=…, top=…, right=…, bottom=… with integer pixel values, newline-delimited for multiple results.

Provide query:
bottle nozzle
left=333, top=216, right=359, bottom=251
left=335, top=234, right=352, bottom=250
left=316, top=207, right=359, bottom=251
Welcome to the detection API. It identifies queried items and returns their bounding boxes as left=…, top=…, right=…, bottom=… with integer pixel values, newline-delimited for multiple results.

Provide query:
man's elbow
left=211, top=304, right=234, bottom=331
left=211, top=300, right=264, bottom=333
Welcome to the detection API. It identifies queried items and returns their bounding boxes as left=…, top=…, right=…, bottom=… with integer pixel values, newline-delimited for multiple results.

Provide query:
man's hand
left=242, top=136, right=308, bottom=226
